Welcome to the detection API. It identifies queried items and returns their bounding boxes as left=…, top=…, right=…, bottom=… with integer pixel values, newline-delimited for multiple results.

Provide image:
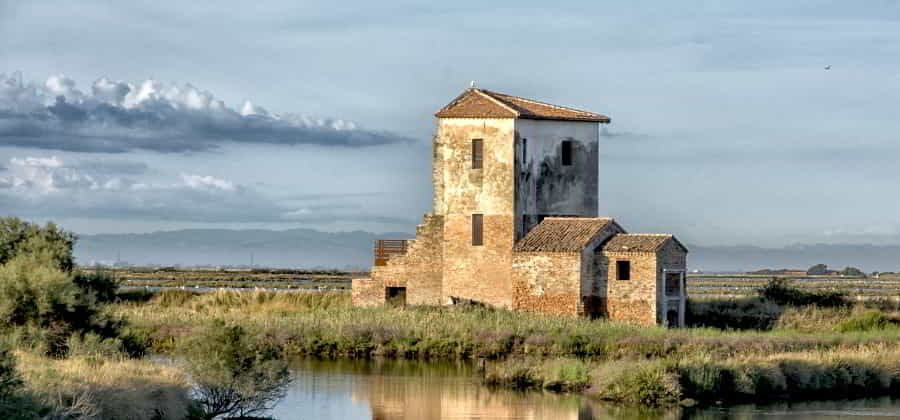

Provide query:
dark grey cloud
left=0, top=73, right=412, bottom=153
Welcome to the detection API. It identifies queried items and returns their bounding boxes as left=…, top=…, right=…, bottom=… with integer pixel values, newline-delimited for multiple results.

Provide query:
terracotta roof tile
left=514, top=217, right=616, bottom=252
left=603, top=234, right=686, bottom=253
left=436, top=88, right=610, bottom=123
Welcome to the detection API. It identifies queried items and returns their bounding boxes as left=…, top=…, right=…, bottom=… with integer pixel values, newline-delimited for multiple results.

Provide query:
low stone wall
left=606, top=298, right=655, bottom=326
left=351, top=277, right=385, bottom=307
left=512, top=252, right=582, bottom=316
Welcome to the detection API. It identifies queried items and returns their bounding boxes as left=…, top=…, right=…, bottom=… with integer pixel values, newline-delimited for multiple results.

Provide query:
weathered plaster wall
left=514, top=119, right=599, bottom=239
left=435, top=118, right=516, bottom=308
left=512, top=252, right=582, bottom=316
left=603, top=251, right=658, bottom=326
left=656, top=241, right=687, bottom=327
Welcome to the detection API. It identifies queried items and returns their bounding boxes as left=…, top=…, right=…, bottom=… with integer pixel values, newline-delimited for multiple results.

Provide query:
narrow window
left=561, top=140, right=573, bottom=166
left=522, top=138, right=527, bottom=162
left=471, top=139, right=483, bottom=169
left=472, top=214, right=483, bottom=246
left=616, top=260, right=630, bottom=281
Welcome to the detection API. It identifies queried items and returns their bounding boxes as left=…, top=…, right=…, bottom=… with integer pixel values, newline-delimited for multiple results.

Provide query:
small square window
left=472, top=214, right=483, bottom=246
left=561, top=140, right=573, bottom=166
left=472, top=139, right=483, bottom=169
left=616, top=260, right=630, bottom=281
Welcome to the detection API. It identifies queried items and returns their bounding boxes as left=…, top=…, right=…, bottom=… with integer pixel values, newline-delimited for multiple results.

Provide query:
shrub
left=759, top=278, right=847, bottom=307
left=182, top=321, right=291, bottom=419
left=677, top=360, right=735, bottom=399
left=73, top=270, right=121, bottom=303
left=837, top=310, right=894, bottom=332
left=0, top=342, right=21, bottom=402
left=0, top=256, right=127, bottom=356
left=687, top=298, right=782, bottom=330
left=589, top=361, right=682, bottom=406
left=0, top=218, right=75, bottom=272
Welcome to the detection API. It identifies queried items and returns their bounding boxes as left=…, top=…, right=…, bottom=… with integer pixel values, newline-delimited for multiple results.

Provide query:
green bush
left=687, top=298, right=782, bottom=330
left=759, top=279, right=847, bottom=307
left=0, top=342, right=21, bottom=402
left=837, top=310, right=895, bottom=332
left=0, top=255, right=129, bottom=357
left=0, top=218, right=75, bottom=272
left=182, top=321, right=291, bottom=419
left=590, top=361, right=682, bottom=406
left=73, top=270, right=121, bottom=303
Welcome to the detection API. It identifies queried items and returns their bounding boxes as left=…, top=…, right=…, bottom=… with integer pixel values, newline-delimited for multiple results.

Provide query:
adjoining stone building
left=352, top=88, right=687, bottom=326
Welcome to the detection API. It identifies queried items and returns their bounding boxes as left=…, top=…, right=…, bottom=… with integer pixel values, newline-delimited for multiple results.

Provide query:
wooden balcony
left=374, top=239, right=408, bottom=266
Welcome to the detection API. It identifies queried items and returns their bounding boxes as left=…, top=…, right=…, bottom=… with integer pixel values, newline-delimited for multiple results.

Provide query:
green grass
left=108, top=290, right=900, bottom=407
left=113, top=290, right=900, bottom=361
left=487, top=345, right=900, bottom=406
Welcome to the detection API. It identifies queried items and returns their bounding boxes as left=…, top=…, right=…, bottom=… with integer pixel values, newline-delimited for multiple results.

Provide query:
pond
left=270, top=358, right=900, bottom=419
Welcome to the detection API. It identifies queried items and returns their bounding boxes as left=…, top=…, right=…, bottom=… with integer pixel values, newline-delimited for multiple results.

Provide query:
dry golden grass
left=16, top=351, right=191, bottom=420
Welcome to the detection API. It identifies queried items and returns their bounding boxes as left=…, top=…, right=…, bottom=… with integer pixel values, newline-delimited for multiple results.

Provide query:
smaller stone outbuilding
left=603, top=233, right=688, bottom=327
left=511, top=218, right=687, bottom=326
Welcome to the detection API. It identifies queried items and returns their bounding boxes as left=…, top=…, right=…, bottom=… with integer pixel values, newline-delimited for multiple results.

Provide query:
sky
left=1, top=1, right=900, bottom=247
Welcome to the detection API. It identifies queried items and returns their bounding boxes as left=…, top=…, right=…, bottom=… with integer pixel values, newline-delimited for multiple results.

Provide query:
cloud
left=0, top=155, right=414, bottom=226
left=0, top=72, right=412, bottom=153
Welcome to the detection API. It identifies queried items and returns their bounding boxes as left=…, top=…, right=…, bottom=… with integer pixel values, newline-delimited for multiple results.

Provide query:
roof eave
left=517, top=115, right=611, bottom=123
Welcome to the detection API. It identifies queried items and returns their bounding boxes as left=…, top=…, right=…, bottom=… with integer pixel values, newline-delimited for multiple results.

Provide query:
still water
left=270, top=359, right=900, bottom=420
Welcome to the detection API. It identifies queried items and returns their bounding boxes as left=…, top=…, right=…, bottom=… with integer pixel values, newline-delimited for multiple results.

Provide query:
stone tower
left=431, top=88, right=610, bottom=308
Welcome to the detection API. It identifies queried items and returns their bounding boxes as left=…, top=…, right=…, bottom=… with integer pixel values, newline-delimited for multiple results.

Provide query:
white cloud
left=0, top=72, right=412, bottom=153
left=180, top=174, right=236, bottom=192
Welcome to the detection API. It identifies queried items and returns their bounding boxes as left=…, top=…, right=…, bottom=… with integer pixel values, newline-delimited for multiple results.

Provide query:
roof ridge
left=473, top=89, right=520, bottom=117
left=544, top=216, right=613, bottom=220
left=480, top=89, right=599, bottom=117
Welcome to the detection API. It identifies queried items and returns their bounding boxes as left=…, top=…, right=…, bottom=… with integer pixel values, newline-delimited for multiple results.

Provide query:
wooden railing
left=374, top=240, right=409, bottom=266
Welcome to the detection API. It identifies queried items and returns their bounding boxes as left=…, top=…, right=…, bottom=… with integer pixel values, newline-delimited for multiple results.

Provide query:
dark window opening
left=472, top=139, right=483, bottom=169
left=665, top=272, right=681, bottom=296
left=616, top=260, right=630, bottom=281
left=522, top=138, right=527, bottom=162
left=386, top=287, right=406, bottom=306
left=666, top=310, right=679, bottom=327
left=561, top=140, right=573, bottom=166
left=472, top=214, right=483, bottom=246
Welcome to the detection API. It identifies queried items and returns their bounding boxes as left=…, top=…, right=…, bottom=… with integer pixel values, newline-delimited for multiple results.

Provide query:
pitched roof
left=603, top=234, right=687, bottom=253
left=435, top=88, right=611, bottom=123
left=514, top=217, right=617, bottom=252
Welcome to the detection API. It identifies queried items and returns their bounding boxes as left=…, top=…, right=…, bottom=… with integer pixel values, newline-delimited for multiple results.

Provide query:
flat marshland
left=112, top=286, right=900, bottom=406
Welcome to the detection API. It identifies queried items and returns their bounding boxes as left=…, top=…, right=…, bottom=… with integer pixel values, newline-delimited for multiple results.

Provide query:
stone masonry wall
left=351, top=277, right=385, bottom=307
left=580, top=223, right=625, bottom=317
left=405, top=215, right=444, bottom=305
left=436, top=118, right=516, bottom=308
left=360, top=214, right=444, bottom=306
left=512, top=252, right=582, bottom=316
left=603, top=251, right=658, bottom=326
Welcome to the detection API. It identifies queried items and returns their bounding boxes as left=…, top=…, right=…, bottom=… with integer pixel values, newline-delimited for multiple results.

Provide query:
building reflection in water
left=283, top=358, right=680, bottom=420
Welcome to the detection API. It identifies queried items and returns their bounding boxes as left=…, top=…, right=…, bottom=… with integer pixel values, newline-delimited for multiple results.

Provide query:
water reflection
left=271, top=358, right=900, bottom=420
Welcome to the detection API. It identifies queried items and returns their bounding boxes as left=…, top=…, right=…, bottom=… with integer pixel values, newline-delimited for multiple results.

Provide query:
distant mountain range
left=74, top=228, right=411, bottom=270
left=74, top=228, right=900, bottom=273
